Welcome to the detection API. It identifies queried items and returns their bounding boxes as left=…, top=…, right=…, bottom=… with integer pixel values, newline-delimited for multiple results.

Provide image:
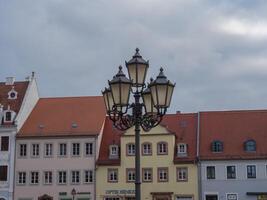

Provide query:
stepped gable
left=97, top=117, right=122, bottom=165
left=0, top=81, right=29, bottom=113
left=199, top=109, right=267, bottom=160
left=18, top=96, right=106, bottom=137
left=161, top=113, right=198, bottom=163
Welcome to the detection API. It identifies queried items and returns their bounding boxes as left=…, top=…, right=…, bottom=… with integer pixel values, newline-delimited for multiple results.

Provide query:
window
left=30, top=171, right=39, bottom=184
left=142, top=168, right=152, bottom=182
left=157, top=142, right=168, bottom=155
left=5, top=111, right=12, bottom=122
left=71, top=171, right=80, bottom=184
left=226, top=193, right=238, bottom=200
left=177, top=143, right=187, bottom=157
left=58, top=171, right=67, bottom=184
left=177, top=167, right=188, bottom=182
left=126, top=169, right=135, bottom=182
left=244, top=140, right=256, bottom=152
left=84, top=170, right=94, bottom=183
left=104, top=198, right=120, bottom=200
left=45, top=144, right=53, bottom=157
left=247, top=165, right=256, bottom=178
left=19, top=144, right=27, bottom=157
left=211, top=140, right=223, bottom=152
left=59, top=143, right=67, bottom=156
left=1, top=136, right=9, bottom=151
left=207, top=166, right=215, bottom=179
left=127, top=143, right=135, bottom=156
left=142, top=142, right=152, bottom=155
left=108, top=169, right=118, bottom=182
left=18, top=172, right=26, bottom=185
left=0, top=165, right=8, bottom=181
left=31, top=144, right=39, bottom=157
left=44, top=171, right=53, bottom=184
left=72, top=143, right=80, bottom=156
left=85, top=143, right=93, bottom=156
left=227, top=166, right=236, bottom=179
left=109, top=145, right=119, bottom=159
left=158, top=168, right=168, bottom=182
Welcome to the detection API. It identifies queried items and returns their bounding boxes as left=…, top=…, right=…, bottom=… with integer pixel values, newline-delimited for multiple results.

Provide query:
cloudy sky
left=1, top=0, right=267, bottom=113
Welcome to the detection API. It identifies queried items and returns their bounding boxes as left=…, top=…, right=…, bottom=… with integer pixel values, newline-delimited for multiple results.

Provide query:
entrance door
left=38, top=194, right=53, bottom=200
left=205, top=195, right=218, bottom=200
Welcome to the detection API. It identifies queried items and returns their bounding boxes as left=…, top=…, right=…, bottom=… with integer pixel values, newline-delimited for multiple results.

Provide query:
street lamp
left=71, top=188, right=76, bottom=200
left=102, top=48, right=175, bottom=200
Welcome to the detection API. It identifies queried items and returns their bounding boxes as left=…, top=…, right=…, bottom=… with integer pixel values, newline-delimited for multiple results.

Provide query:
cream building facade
left=96, top=114, right=198, bottom=200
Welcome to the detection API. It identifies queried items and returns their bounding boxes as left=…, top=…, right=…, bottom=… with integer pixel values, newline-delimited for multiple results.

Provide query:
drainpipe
left=197, top=112, right=202, bottom=200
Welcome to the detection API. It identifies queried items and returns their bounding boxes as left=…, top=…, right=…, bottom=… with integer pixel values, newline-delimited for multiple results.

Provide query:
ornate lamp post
left=102, top=48, right=175, bottom=200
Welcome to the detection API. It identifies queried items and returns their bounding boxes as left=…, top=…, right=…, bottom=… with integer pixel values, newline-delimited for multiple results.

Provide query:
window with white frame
left=84, top=170, right=93, bottom=183
left=0, top=165, right=8, bottom=181
left=108, top=169, right=118, bottom=182
left=158, top=168, right=168, bottom=182
left=157, top=142, right=168, bottom=155
left=142, top=142, right=152, bottom=155
left=177, top=167, right=188, bottom=181
left=19, top=144, right=27, bottom=157
left=31, top=144, right=39, bottom=157
left=30, top=171, right=39, bottom=184
left=45, top=144, right=53, bottom=157
left=126, top=169, right=135, bottom=182
left=247, top=165, right=256, bottom=178
left=0, top=136, right=9, bottom=151
left=71, top=170, right=80, bottom=184
left=142, top=168, right=152, bottom=182
left=43, top=171, right=53, bottom=184
left=177, top=143, right=187, bottom=157
left=4, top=111, right=12, bottom=122
left=58, top=171, right=67, bottom=184
left=85, top=143, right=93, bottom=156
left=207, top=166, right=215, bottom=179
left=227, top=193, right=238, bottom=200
left=59, top=143, right=67, bottom=156
left=109, top=145, right=119, bottom=158
left=72, top=143, right=80, bottom=156
left=227, top=166, right=236, bottom=179
left=18, top=172, right=26, bottom=185
left=127, top=143, right=135, bottom=156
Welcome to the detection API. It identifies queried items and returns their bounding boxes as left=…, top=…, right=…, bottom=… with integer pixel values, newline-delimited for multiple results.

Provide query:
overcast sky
left=1, top=0, right=267, bottom=113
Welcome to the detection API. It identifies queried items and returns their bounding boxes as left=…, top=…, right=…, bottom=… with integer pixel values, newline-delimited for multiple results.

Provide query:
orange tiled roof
left=0, top=81, right=29, bottom=113
left=199, top=110, right=267, bottom=160
left=97, top=113, right=198, bottom=165
left=18, top=96, right=106, bottom=137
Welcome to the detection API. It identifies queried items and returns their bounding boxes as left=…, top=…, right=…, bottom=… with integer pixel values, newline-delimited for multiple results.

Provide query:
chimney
left=5, top=77, right=15, bottom=85
left=176, top=111, right=181, bottom=114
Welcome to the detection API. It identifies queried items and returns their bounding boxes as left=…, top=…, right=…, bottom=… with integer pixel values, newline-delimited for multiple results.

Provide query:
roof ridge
left=39, top=96, right=102, bottom=100
left=200, top=109, right=267, bottom=114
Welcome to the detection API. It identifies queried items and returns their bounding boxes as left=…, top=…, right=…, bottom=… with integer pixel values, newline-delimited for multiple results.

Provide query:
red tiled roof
left=161, top=113, right=198, bottom=163
left=0, top=81, right=29, bottom=113
left=199, top=110, right=267, bottom=160
left=97, top=113, right=198, bottom=165
left=97, top=117, right=122, bottom=165
left=18, top=96, right=106, bottom=137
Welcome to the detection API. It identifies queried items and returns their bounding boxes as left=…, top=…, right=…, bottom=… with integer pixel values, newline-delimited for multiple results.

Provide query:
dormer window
left=244, top=140, right=256, bottom=152
left=177, top=143, right=187, bottom=157
left=8, top=87, right=18, bottom=100
left=4, top=110, right=15, bottom=123
left=109, top=145, right=119, bottom=159
left=211, top=140, right=223, bottom=152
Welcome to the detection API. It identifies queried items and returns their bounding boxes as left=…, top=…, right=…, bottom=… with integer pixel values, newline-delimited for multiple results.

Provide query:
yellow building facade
left=96, top=114, right=198, bottom=200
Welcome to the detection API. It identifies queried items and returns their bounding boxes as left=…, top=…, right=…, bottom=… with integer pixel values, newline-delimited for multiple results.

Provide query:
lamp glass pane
left=150, top=85, right=158, bottom=106
left=127, top=64, right=137, bottom=84
left=103, top=92, right=109, bottom=111
left=156, top=85, right=168, bottom=107
left=107, top=91, right=114, bottom=111
left=120, top=83, right=131, bottom=105
left=143, top=93, right=157, bottom=113
left=110, top=83, right=120, bottom=105
left=137, top=64, right=147, bottom=85
left=166, top=85, right=174, bottom=107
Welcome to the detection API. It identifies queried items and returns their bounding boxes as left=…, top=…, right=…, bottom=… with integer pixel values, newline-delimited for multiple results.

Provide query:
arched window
left=126, top=143, right=135, bottom=156
left=157, top=142, right=168, bottom=155
left=211, top=140, right=223, bottom=152
left=142, top=142, right=152, bottom=155
left=177, top=143, right=187, bottom=157
left=244, top=140, right=256, bottom=152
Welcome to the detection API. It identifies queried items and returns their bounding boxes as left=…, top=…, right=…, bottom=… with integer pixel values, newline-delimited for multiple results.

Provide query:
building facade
left=198, top=110, right=267, bottom=200
left=96, top=113, right=199, bottom=200
left=14, top=97, right=106, bottom=200
left=0, top=75, right=39, bottom=200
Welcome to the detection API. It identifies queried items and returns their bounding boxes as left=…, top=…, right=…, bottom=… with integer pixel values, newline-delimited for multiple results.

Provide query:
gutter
left=197, top=112, right=202, bottom=200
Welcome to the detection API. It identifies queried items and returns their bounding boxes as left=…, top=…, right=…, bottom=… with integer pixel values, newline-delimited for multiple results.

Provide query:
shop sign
left=106, top=190, right=135, bottom=195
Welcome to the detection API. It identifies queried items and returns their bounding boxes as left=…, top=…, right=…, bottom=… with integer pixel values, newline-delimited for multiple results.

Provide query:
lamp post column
left=134, top=93, right=141, bottom=200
